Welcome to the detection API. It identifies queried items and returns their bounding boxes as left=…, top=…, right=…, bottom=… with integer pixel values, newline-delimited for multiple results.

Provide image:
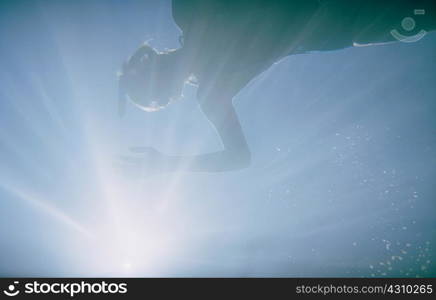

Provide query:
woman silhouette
left=118, top=0, right=435, bottom=173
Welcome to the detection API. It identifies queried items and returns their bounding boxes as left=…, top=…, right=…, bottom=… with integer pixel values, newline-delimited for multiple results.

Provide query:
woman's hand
left=114, top=147, right=167, bottom=179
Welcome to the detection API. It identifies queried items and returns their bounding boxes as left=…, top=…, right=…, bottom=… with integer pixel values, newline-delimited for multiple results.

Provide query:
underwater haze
left=0, top=0, right=435, bottom=277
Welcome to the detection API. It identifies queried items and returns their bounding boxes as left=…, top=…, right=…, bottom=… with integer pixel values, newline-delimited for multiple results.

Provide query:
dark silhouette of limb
left=154, top=66, right=256, bottom=172
left=118, top=78, right=252, bottom=174
left=117, top=108, right=250, bottom=173
left=160, top=104, right=251, bottom=172
left=117, top=67, right=254, bottom=174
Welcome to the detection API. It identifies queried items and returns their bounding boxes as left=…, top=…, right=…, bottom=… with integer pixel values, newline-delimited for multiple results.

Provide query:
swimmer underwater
left=117, top=0, right=436, bottom=174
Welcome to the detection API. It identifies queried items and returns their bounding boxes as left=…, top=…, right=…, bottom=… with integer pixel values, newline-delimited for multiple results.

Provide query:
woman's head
left=118, top=44, right=186, bottom=116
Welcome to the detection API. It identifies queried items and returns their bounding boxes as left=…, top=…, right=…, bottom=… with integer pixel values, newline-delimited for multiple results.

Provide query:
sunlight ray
left=0, top=181, right=91, bottom=238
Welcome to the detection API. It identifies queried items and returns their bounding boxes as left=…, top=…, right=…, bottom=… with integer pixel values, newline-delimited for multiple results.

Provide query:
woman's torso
left=172, top=0, right=435, bottom=95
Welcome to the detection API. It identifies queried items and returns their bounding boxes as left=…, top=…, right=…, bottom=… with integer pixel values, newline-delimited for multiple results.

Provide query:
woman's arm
left=158, top=73, right=253, bottom=172
left=164, top=96, right=251, bottom=172
left=118, top=93, right=251, bottom=174
left=117, top=71, right=255, bottom=175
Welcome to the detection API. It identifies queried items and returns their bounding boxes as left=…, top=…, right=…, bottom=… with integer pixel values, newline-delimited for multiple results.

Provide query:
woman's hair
left=118, top=43, right=186, bottom=116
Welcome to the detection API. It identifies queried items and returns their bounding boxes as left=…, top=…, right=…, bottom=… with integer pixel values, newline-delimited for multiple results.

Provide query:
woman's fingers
left=113, top=148, right=166, bottom=179
left=129, top=146, right=150, bottom=153
left=116, top=154, right=140, bottom=164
